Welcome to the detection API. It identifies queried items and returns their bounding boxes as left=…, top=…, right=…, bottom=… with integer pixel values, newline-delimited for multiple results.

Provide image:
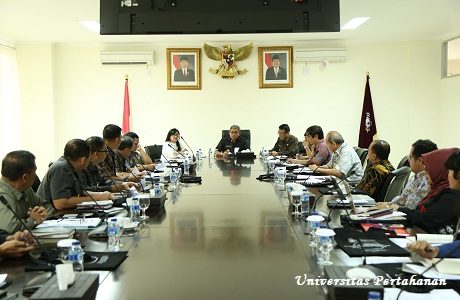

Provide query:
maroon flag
left=122, top=75, right=130, bottom=133
left=358, top=74, right=377, bottom=148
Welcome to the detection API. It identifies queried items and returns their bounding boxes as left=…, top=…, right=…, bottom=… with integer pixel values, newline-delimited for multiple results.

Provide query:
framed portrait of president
left=167, top=48, right=201, bottom=90
left=258, top=46, right=293, bottom=89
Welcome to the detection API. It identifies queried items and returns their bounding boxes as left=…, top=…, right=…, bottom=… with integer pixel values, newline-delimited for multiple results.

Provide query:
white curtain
left=0, top=43, right=21, bottom=158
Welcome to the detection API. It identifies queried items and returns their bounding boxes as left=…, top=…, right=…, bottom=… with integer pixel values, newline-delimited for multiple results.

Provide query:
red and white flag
left=122, top=75, right=130, bottom=133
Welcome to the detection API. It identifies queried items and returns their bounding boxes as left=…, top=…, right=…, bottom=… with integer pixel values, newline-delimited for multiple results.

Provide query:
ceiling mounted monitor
left=100, top=0, right=340, bottom=35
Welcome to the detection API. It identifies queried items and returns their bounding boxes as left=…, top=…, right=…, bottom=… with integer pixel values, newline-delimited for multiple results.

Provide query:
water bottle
left=67, top=241, right=84, bottom=272
left=170, top=168, right=178, bottom=184
left=196, top=149, right=202, bottom=160
left=301, top=192, right=311, bottom=216
left=107, top=218, right=121, bottom=252
left=208, top=148, right=212, bottom=157
left=153, top=183, right=162, bottom=197
left=183, top=155, right=190, bottom=175
left=130, top=198, right=140, bottom=223
left=367, top=291, right=381, bottom=300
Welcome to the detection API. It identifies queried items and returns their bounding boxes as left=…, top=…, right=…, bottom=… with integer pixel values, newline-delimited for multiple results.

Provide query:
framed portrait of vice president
left=258, top=46, right=293, bottom=89
left=167, top=48, right=201, bottom=90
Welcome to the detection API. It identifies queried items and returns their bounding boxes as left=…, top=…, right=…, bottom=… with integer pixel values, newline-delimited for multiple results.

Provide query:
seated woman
left=395, top=148, right=460, bottom=234
left=161, top=128, right=188, bottom=162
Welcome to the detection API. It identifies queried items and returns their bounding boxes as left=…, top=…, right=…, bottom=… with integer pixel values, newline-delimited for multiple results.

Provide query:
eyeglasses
left=97, top=149, right=109, bottom=153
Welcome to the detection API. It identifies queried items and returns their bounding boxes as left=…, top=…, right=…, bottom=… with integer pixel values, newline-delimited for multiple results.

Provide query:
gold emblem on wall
left=203, top=43, right=253, bottom=79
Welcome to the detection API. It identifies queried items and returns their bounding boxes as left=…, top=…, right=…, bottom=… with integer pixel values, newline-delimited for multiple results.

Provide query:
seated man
left=114, top=136, right=143, bottom=180
left=289, top=125, right=331, bottom=166
left=271, top=124, right=298, bottom=158
left=124, top=131, right=155, bottom=171
left=0, top=230, right=35, bottom=258
left=0, top=151, right=49, bottom=233
left=215, top=125, right=250, bottom=158
left=355, top=140, right=394, bottom=200
left=310, top=131, right=364, bottom=182
left=98, top=124, right=123, bottom=181
left=79, top=136, right=137, bottom=193
left=389, top=139, right=437, bottom=209
left=37, top=139, right=112, bottom=211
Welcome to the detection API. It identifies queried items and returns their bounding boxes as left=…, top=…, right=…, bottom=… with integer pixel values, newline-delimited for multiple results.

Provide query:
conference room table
left=1, top=157, right=327, bottom=300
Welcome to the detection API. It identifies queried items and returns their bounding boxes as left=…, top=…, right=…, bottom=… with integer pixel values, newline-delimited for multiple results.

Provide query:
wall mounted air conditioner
left=294, top=48, right=347, bottom=63
left=100, top=51, right=154, bottom=65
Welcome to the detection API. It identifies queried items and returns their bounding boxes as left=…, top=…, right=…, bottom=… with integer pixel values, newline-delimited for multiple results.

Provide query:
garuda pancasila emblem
left=203, top=43, right=253, bottom=79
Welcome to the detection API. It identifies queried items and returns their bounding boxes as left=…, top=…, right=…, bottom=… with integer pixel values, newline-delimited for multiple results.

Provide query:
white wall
left=15, top=39, right=451, bottom=177
left=440, top=74, right=460, bottom=148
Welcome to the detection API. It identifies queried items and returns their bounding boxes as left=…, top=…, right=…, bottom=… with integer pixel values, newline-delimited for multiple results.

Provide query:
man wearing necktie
left=265, top=54, right=287, bottom=80
left=174, top=56, right=195, bottom=82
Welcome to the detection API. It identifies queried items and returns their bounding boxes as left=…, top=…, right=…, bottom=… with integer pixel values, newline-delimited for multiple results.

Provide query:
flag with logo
left=122, top=75, right=130, bottom=133
left=358, top=74, right=377, bottom=148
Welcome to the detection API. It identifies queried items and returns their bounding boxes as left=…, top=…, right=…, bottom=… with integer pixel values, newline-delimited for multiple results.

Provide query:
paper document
left=37, top=217, right=101, bottom=228
left=77, top=200, right=113, bottom=207
left=431, top=258, right=460, bottom=275
left=402, top=263, right=460, bottom=280
left=411, top=234, right=454, bottom=244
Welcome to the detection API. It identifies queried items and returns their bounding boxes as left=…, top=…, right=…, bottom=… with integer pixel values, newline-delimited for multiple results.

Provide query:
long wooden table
left=1, top=158, right=324, bottom=300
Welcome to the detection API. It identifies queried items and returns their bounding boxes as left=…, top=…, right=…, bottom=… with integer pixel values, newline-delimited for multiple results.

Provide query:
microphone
left=127, top=167, right=145, bottom=193
left=168, top=143, right=186, bottom=159
left=299, top=164, right=321, bottom=184
left=72, top=176, right=108, bottom=219
left=131, top=153, right=155, bottom=187
left=341, top=162, right=360, bottom=181
left=181, top=136, right=196, bottom=162
left=108, top=178, right=129, bottom=209
left=0, top=195, right=51, bottom=258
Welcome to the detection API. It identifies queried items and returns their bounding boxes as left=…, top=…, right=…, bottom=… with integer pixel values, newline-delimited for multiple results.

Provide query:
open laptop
left=327, top=177, right=376, bottom=211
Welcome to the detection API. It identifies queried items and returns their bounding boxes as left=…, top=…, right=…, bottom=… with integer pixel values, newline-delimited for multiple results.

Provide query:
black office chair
left=221, top=129, right=251, bottom=149
left=397, top=155, right=410, bottom=168
left=375, top=166, right=411, bottom=202
left=297, top=141, right=306, bottom=155
left=354, top=147, right=368, bottom=166
left=32, top=175, right=41, bottom=192
left=144, top=144, right=163, bottom=161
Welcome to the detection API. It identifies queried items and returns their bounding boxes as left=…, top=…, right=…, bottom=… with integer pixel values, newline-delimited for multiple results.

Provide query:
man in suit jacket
left=265, top=54, right=287, bottom=80
left=174, top=56, right=195, bottom=82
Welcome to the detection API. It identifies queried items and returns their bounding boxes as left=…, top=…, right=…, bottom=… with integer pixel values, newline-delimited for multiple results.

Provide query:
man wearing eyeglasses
left=79, top=136, right=137, bottom=193
left=215, top=125, right=250, bottom=158
left=124, top=131, right=155, bottom=172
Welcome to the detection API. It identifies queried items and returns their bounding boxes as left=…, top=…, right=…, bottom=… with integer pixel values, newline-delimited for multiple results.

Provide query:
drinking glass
left=290, top=191, right=303, bottom=217
left=315, top=228, right=335, bottom=265
left=306, top=215, right=325, bottom=247
left=268, top=160, right=275, bottom=173
left=139, top=197, right=150, bottom=220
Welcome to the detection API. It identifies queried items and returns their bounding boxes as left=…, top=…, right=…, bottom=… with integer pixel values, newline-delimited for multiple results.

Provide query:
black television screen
left=100, top=0, right=340, bottom=35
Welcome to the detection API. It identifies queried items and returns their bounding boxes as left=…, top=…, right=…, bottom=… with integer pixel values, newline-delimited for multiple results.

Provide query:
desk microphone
left=108, top=178, right=129, bottom=209
left=168, top=143, right=186, bottom=159
left=127, top=167, right=145, bottom=193
left=181, top=136, right=196, bottom=162
left=72, top=176, right=108, bottom=219
left=131, top=153, right=155, bottom=187
left=0, top=195, right=51, bottom=258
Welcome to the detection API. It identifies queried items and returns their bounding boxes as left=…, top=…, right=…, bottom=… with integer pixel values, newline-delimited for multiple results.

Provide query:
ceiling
left=1, top=0, right=460, bottom=46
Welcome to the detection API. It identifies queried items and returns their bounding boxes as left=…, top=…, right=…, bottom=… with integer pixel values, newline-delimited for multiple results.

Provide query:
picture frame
left=258, top=46, right=293, bottom=88
left=167, top=48, right=201, bottom=90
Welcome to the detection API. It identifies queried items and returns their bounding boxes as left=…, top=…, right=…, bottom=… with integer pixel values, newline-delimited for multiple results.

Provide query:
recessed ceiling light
left=341, top=17, right=370, bottom=30
left=79, top=20, right=100, bottom=33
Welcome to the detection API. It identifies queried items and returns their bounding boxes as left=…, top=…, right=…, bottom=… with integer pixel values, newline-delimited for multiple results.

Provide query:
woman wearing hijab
left=395, top=148, right=460, bottom=234
left=161, top=128, right=188, bottom=161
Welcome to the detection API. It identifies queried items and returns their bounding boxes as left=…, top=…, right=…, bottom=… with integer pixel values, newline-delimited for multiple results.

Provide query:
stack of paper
left=32, top=226, right=75, bottom=243
left=36, top=218, right=102, bottom=229
left=77, top=200, right=113, bottom=209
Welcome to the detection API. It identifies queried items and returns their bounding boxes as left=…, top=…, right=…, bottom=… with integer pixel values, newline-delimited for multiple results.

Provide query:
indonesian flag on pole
left=358, top=73, right=377, bottom=148
left=122, top=75, right=131, bottom=133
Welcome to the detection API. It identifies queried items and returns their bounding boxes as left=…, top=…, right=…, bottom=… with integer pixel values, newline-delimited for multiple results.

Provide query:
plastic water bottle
left=67, top=241, right=84, bottom=272
left=130, top=198, right=140, bottom=223
left=183, top=155, right=190, bottom=175
left=107, top=218, right=121, bottom=252
left=153, top=183, right=162, bottom=197
left=301, top=192, right=311, bottom=216
left=208, top=148, right=212, bottom=157
left=170, top=168, right=178, bottom=184
left=196, top=149, right=202, bottom=160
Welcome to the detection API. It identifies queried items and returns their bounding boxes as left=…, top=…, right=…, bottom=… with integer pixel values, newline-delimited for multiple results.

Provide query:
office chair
left=144, top=144, right=163, bottom=161
left=375, top=166, right=411, bottom=202
left=32, top=175, right=41, bottom=192
left=397, top=155, right=410, bottom=168
left=221, top=129, right=251, bottom=149
left=354, top=147, right=368, bottom=166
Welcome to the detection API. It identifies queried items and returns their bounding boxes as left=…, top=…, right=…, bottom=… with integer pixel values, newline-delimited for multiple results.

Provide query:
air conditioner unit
left=294, top=48, right=347, bottom=63
left=100, top=51, right=154, bottom=65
